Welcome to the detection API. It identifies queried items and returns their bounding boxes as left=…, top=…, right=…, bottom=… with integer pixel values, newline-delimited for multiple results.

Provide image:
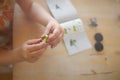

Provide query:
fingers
left=47, top=23, right=64, bottom=48
left=49, top=32, right=64, bottom=48
left=43, top=21, right=54, bottom=35
left=25, top=48, right=46, bottom=63
left=47, top=25, right=60, bottom=42
left=23, top=38, right=48, bottom=52
left=26, top=39, right=40, bottom=45
left=27, top=42, right=48, bottom=52
left=43, top=20, right=64, bottom=48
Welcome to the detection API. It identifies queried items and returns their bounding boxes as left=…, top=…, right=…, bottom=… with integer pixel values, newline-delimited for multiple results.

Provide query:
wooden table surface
left=13, top=0, right=120, bottom=80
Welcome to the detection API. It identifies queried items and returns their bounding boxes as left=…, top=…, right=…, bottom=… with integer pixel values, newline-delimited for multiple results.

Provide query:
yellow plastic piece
left=42, top=35, right=49, bottom=43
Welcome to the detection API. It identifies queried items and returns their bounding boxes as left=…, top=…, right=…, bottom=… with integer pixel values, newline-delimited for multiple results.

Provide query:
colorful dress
left=0, top=0, right=14, bottom=49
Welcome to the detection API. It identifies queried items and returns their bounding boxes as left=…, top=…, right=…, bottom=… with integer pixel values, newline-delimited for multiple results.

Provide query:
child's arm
left=16, top=0, right=64, bottom=48
left=16, top=0, right=54, bottom=26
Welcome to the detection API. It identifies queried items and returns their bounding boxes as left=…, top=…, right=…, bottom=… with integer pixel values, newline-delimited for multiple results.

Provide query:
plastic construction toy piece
left=94, top=42, right=104, bottom=52
left=34, top=35, right=49, bottom=44
left=94, top=33, right=104, bottom=52
left=89, top=18, right=98, bottom=27
left=95, top=33, right=103, bottom=42
left=42, top=35, right=49, bottom=43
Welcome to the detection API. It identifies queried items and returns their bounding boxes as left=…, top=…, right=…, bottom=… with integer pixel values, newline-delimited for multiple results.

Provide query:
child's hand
left=44, top=20, right=64, bottom=48
left=19, top=39, right=48, bottom=63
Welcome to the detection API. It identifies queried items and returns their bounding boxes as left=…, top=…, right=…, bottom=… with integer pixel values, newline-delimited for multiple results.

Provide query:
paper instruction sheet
left=61, top=19, right=92, bottom=55
left=46, top=0, right=78, bottom=23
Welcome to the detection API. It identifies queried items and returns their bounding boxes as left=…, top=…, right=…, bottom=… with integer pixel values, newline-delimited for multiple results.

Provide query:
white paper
left=61, top=19, right=92, bottom=55
left=46, top=0, right=78, bottom=23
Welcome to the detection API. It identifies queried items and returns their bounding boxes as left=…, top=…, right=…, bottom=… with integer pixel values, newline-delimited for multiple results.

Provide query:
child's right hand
left=18, top=39, right=48, bottom=63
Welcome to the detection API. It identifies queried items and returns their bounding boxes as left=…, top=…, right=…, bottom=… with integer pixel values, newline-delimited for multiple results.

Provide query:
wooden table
left=13, top=0, right=120, bottom=80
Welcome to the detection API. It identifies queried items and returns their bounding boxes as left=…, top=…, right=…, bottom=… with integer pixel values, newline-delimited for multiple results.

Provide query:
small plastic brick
left=42, top=35, right=49, bottom=43
left=89, top=18, right=98, bottom=27
left=94, top=42, right=104, bottom=52
left=95, top=33, right=103, bottom=42
left=34, top=35, right=48, bottom=44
